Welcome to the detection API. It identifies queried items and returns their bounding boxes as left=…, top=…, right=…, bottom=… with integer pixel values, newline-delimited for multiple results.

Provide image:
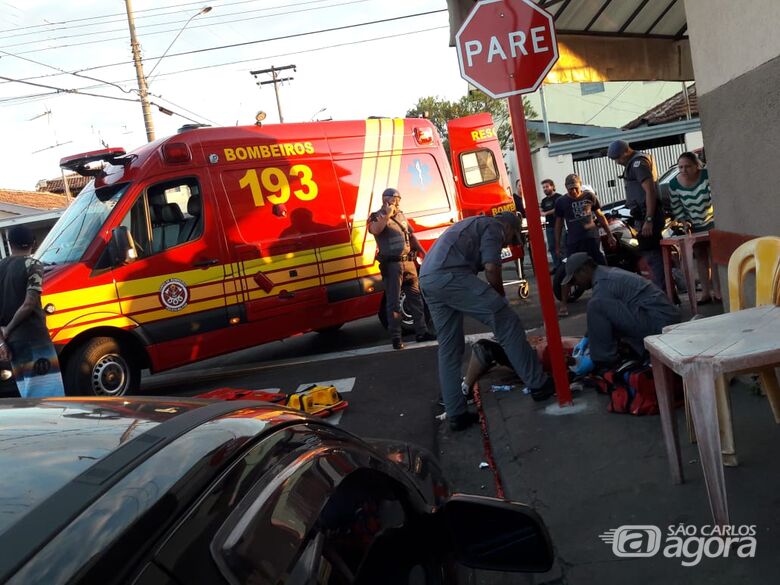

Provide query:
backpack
left=586, top=361, right=668, bottom=416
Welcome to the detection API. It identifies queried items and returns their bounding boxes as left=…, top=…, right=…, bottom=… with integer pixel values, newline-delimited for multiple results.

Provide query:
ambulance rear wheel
left=64, top=337, right=140, bottom=397
left=378, top=293, right=433, bottom=334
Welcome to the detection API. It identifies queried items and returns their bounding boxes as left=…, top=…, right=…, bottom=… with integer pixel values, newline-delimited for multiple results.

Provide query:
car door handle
left=279, top=290, right=295, bottom=299
left=194, top=258, right=219, bottom=268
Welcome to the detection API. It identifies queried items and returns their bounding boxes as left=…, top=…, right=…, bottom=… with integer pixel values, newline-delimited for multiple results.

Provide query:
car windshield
left=35, top=181, right=130, bottom=266
left=0, top=399, right=203, bottom=536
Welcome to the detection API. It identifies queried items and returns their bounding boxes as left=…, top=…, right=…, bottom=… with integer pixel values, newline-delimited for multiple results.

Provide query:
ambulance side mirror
left=109, top=226, right=138, bottom=267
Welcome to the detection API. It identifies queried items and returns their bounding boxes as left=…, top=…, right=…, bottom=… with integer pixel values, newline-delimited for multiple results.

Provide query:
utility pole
left=124, top=0, right=155, bottom=141
left=250, top=65, right=296, bottom=123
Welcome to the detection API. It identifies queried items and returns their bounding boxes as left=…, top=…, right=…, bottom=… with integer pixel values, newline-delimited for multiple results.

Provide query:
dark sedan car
left=0, top=397, right=553, bottom=584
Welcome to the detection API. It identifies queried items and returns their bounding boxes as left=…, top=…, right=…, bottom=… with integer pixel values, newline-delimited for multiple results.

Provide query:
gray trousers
left=381, top=260, right=427, bottom=339
left=587, top=297, right=679, bottom=364
left=420, top=272, right=547, bottom=417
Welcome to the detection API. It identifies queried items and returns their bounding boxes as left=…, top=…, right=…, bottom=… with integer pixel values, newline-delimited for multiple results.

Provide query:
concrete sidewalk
left=437, top=281, right=779, bottom=583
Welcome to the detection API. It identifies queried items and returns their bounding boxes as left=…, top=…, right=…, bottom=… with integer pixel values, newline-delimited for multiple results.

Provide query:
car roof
left=0, top=397, right=312, bottom=581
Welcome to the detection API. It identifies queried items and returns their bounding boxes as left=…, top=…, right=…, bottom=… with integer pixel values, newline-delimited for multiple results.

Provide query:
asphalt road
left=141, top=262, right=557, bottom=460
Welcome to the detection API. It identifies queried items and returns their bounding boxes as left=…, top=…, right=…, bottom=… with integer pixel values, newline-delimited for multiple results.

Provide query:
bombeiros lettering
left=224, top=141, right=314, bottom=162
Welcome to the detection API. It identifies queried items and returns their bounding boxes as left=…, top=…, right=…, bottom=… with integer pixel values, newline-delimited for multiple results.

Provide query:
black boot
left=449, top=411, right=479, bottom=431
left=530, top=377, right=556, bottom=402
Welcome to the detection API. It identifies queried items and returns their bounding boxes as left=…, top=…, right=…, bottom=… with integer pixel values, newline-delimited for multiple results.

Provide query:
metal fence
left=573, top=143, right=686, bottom=206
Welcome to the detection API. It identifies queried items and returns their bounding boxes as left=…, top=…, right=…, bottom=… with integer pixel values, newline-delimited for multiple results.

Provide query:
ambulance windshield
left=36, top=181, right=130, bottom=265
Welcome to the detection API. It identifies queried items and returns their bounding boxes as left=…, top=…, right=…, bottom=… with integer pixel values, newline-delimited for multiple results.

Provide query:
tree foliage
left=406, top=91, right=538, bottom=155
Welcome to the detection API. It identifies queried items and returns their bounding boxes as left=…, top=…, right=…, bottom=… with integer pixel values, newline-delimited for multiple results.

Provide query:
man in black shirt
left=0, top=226, right=64, bottom=397
left=539, top=179, right=562, bottom=270
left=554, top=174, right=616, bottom=317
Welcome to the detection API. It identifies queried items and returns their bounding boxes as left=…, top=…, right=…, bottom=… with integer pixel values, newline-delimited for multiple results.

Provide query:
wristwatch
left=645, top=216, right=653, bottom=223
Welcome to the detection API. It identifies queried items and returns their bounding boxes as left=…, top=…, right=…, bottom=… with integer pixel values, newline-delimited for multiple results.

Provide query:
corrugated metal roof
left=538, top=0, right=687, bottom=38
left=547, top=117, right=700, bottom=156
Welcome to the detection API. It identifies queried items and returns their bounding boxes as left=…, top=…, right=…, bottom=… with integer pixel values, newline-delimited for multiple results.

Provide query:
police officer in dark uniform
left=369, top=188, right=435, bottom=350
left=607, top=140, right=665, bottom=290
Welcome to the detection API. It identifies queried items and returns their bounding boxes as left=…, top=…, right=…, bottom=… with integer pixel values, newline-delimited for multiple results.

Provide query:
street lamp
left=147, top=6, right=212, bottom=81
left=124, top=3, right=212, bottom=142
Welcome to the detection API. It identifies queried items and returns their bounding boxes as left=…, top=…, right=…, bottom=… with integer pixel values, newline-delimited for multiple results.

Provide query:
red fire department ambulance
left=36, top=114, right=515, bottom=395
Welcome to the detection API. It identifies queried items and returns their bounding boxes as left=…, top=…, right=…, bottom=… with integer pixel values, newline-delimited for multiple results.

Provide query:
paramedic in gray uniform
left=561, top=252, right=679, bottom=370
left=369, top=188, right=435, bottom=350
left=419, top=212, right=555, bottom=432
left=607, top=140, right=665, bottom=290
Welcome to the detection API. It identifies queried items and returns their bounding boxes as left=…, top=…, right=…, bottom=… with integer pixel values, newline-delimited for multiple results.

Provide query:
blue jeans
left=420, top=272, right=547, bottom=418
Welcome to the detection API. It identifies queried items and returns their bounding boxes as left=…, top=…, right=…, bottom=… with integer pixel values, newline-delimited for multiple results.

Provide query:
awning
left=447, top=0, right=693, bottom=82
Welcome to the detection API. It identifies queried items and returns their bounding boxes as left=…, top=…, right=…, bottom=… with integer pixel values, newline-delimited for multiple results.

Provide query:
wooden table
left=644, top=305, right=780, bottom=525
left=660, top=232, right=721, bottom=314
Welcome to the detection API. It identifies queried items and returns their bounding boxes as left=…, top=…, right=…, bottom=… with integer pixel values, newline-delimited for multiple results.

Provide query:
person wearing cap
left=419, top=213, right=555, bottom=432
left=607, top=140, right=665, bottom=290
left=369, top=188, right=434, bottom=350
left=0, top=225, right=64, bottom=397
left=562, top=252, right=679, bottom=369
left=554, top=173, right=615, bottom=316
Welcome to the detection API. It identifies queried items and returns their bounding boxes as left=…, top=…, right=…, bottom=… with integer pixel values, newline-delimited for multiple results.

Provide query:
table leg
left=758, top=367, right=780, bottom=423
left=661, top=244, right=675, bottom=302
left=682, top=240, right=698, bottom=314
left=714, top=374, right=738, bottom=467
left=708, top=243, right=722, bottom=300
left=651, top=354, right=683, bottom=483
left=685, top=363, right=730, bottom=526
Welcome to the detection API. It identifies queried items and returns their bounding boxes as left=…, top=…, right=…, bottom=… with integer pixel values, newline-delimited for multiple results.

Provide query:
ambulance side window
left=117, top=178, right=203, bottom=260
left=460, top=149, right=499, bottom=187
left=122, top=195, right=152, bottom=259
left=396, top=154, right=451, bottom=216
left=147, top=178, right=203, bottom=255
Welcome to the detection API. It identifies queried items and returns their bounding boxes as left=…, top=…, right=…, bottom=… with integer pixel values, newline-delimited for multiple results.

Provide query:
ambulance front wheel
left=64, top=336, right=140, bottom=397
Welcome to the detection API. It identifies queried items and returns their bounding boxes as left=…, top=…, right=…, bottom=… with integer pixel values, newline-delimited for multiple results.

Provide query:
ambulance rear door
left=447, top=113, right=515, bottom=217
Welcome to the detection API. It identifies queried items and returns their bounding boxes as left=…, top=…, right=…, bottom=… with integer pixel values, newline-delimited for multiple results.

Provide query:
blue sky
left=0, top=0, right=463, bottom=189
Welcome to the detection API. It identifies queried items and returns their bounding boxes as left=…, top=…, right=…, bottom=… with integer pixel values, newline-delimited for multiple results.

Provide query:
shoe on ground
left=449, top=410, right=479, bottom=431
left=530, top=377, right=556, bottom=402
left=415, top=332, right=437, bottom=342
left=438, top=392, right=475, bottom=408
left=392, top=338, right=404, bottom=350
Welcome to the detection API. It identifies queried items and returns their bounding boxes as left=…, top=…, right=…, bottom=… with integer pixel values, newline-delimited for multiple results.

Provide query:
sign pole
left=508, top=95, right=572, bottom=406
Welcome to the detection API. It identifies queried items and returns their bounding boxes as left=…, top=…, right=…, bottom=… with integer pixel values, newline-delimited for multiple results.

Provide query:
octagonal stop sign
left=456, top=0, right=558, bottom=98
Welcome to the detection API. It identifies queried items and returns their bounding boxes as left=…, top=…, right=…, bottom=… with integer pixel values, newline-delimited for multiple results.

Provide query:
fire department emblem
left=159, top=278, right=189, bottom=312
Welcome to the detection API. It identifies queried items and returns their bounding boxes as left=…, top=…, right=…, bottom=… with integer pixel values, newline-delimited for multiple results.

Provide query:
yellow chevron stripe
left=245, top=276, right=321, bottom=300
left=350, top=119, right=380, bottom=252
left=115, top=265, right=224, bottom=298
left=42, top=283, right=118, bottom=313
left=53, top=316, right=138, bottom=343
left=132, top=296, right=228, bottom=324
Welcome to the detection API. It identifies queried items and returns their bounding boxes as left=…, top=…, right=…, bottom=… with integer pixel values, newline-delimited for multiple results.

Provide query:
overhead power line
left=0, top=74, right=215, bottom=126
left=0, top=0, right=325, bottom=35
left=0, top=25, right=448, bottom=107
left=0, top=0, right=356, bottom=48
